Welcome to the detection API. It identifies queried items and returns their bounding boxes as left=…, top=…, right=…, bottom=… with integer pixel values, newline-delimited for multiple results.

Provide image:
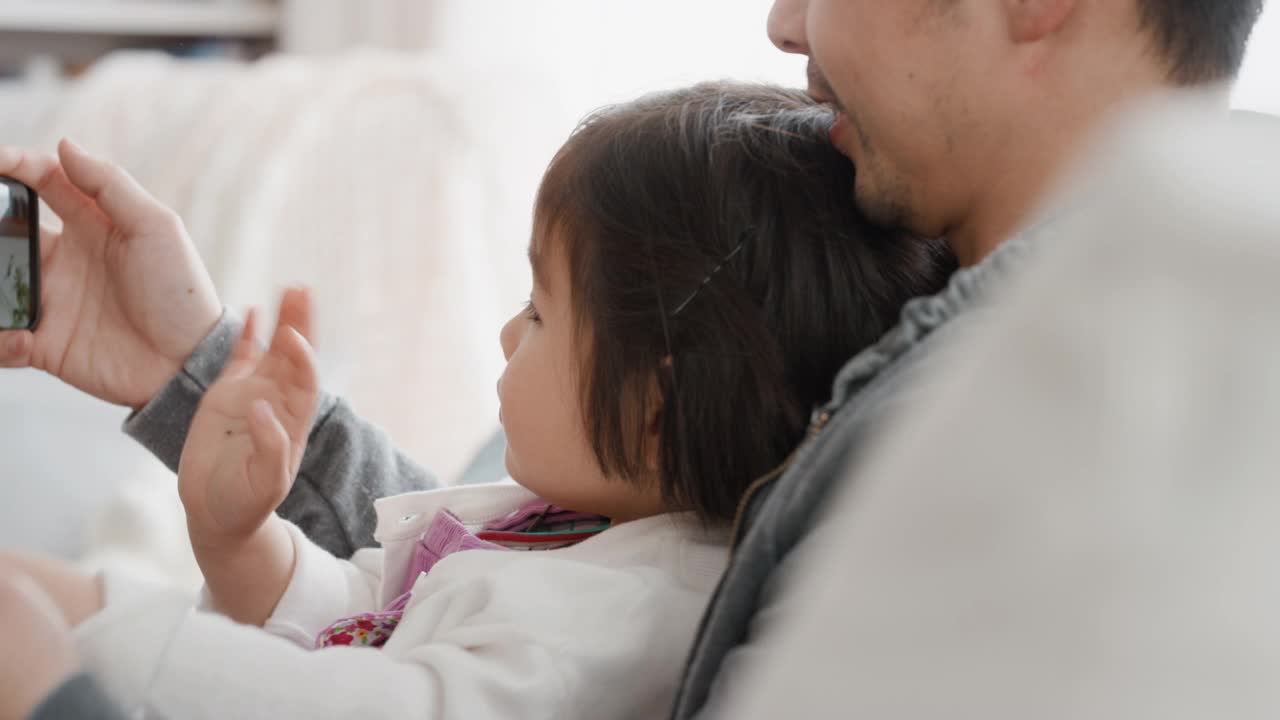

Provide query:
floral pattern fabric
left=315, top=499, right=610, bottom=650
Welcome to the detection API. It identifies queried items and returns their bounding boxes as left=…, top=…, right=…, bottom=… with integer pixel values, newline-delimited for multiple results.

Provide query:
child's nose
left=499, top=315, right=518, bottom=361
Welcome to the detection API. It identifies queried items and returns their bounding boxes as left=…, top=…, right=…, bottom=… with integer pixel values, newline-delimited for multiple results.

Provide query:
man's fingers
left=0, top=330, right=34, bottom=369
left=38, top=224, right=61, bottom=264
left=0, top=571, right=78, bottom=720
left=246, top=399, right=291, bottom=505
left=275, top=286, right=314, bottom=345
left=58, top=139, right=172, bottom=236
left=0, top=145, right=104, bottom=233
left=0, top=573, right=68, bottom=633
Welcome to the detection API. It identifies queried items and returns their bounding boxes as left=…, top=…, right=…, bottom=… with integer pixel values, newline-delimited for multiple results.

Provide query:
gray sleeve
left=27, top=673, right=129, bottom=720
left=123, top=310, right=437, bottom=558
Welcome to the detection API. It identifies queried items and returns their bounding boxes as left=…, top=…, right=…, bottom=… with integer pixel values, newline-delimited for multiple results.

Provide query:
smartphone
left=0, top=176, right=39, bottom=330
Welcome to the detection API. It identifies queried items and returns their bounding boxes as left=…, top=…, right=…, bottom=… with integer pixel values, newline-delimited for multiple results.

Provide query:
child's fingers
left=246, top=399, right=291, bottom=507
left=222, top=307, right=262, bottom=378
left=269, top=327, right=320, bottom=437
left=263, top=319, right=320, bottom=395
left=281, top=327, right=319, bottom=392
left=275, top=286, right=314, bottom=345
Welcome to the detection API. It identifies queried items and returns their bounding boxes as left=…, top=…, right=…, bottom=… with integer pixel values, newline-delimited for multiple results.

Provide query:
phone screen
left=0, top=177, right=38, bottom=330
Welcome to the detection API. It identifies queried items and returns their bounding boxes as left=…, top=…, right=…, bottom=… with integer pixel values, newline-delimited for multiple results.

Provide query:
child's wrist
left=193, top=515, right=290, bottom=573
left=194, top=517, right=297, bottom=626
left=186, top=508, right=274, bottom=557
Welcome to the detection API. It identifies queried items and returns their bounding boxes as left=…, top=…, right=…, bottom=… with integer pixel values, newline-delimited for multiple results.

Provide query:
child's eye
left=523, top=300, right=542, bottom=323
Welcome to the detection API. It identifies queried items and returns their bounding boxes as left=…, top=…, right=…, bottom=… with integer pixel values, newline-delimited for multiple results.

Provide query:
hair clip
left=671, top=235, right=750, bottom=317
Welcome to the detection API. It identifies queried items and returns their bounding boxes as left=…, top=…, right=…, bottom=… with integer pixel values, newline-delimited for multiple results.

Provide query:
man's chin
left=853, top=178, right=911, bottom=232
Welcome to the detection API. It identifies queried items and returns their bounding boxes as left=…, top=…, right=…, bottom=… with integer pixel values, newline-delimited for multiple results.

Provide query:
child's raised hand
left=178, top=288, right=319, bottom=551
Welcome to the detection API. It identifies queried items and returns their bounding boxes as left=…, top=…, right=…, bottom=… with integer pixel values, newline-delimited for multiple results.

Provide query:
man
left=711, top=101, right=1280, bottom=717
left=0, top=0, right=1266, bottom=715
left=668, top=3, right=1264, bottom=717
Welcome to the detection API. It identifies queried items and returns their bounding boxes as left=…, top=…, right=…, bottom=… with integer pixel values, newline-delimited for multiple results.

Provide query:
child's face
left=497, top=233, right=665, bottom=522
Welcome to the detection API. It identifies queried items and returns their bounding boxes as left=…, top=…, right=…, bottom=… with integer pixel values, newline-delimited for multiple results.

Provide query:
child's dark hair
left=532, top=81, right=955, bottom=524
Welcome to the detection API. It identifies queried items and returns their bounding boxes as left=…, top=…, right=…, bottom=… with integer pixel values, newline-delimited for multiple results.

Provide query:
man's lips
left=805, top=60, right=844, bottom=109
left=830, top=111, right=852, bottom=147
left=805, top=61, right=852, bottom=149
left=805, top=60, right=833, bottom=102
left=807, top=85, right=851, bottom=145
left=808, top=85, right=836, bottom=105
left=805, top=79, right=850, bottom=144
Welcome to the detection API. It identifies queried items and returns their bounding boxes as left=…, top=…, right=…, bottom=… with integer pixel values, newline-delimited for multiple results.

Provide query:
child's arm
left=74, top=589, right=443, bottom=718
left=75, top=555, right=698, bottom=720
left=177, top=295, right=321, bottom=627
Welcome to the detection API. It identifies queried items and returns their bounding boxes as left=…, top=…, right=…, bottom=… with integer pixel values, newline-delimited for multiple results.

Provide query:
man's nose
left=767, top=0, right=811, bottom=55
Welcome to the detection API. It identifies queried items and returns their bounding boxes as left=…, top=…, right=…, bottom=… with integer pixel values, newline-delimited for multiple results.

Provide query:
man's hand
left=178, top=288, right=318, bottom=625
left=0, top=550, right=104, bottom=628
left=0, top=574, right=80, bottom=720
left=0, top=140, right=221, bottom=409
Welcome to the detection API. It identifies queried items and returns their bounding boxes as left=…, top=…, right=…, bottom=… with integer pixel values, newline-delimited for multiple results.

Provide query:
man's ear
left=1004, top=0, right=1077, bottom=44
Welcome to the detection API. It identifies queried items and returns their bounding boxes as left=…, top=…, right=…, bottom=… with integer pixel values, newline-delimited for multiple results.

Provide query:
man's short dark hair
left=1137, top=0, right=1266, bottom=83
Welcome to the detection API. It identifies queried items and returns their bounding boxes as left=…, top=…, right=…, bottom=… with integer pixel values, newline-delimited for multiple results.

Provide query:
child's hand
left=178, top=288, right=319, bottom=552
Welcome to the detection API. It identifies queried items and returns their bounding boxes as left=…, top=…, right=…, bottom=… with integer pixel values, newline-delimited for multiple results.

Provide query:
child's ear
left=1003, top=0, right=1077, bottom=44
left=642, top=357, right=673, bottom=472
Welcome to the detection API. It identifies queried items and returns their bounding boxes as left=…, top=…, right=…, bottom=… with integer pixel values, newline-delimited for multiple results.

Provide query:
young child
left=74, top=82, right=953, bottom=718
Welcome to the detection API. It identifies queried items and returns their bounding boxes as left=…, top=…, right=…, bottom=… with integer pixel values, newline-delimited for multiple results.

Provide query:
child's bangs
left=529, top=133, right=604, bottom=319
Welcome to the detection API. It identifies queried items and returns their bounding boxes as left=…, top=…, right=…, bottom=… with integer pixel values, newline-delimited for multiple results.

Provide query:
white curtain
left=274, top=0, right=804, bottom=314
left=425, top=0, right=805, bottom=320
left=279, top=0, right=437, bottom=53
